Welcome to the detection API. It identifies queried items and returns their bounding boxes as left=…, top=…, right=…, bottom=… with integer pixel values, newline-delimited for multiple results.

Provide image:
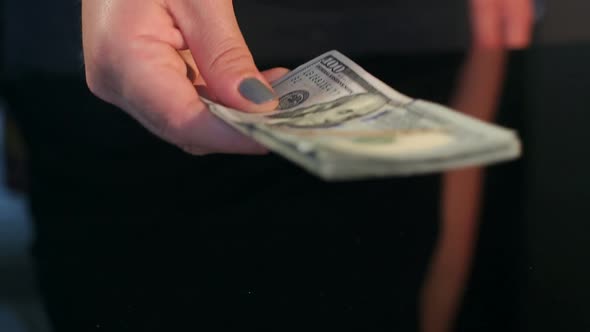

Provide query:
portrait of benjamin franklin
left=266, top=93, right=387, bottom=129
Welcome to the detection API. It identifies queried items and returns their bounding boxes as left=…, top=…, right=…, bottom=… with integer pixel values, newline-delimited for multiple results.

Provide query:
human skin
left=82, top=0, right=533, bottom=155
left=420, top=0, right=534, bottom=324
left=470, top=0, right=534, bottom=49
left=82, top=0, right=288, bottom=155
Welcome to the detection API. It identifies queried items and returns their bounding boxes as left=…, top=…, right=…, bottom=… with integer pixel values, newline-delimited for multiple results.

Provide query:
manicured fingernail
left=239, top=78, right=276, bottom=104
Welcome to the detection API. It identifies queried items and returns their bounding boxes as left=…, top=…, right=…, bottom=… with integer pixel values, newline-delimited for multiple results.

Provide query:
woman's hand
left=82, top=0, right=287, bottom=155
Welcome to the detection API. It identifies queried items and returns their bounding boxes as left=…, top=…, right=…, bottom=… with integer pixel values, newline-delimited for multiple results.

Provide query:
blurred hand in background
left=470, top=0, right=535, bottom=49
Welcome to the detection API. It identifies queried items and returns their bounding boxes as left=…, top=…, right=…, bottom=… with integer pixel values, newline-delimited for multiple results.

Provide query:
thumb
left=171, top=0, right=277, bottom=112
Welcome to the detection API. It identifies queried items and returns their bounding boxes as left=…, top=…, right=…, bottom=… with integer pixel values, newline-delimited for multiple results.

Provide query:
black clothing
left=3, top=54, right=466, bottom=331
left=2, top=2, right=467, bottom=330
left=1, top=1, right=470, bottom=77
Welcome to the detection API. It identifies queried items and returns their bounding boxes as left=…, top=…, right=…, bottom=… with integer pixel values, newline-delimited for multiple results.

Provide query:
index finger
left=119, top=39, right=267, bottom=155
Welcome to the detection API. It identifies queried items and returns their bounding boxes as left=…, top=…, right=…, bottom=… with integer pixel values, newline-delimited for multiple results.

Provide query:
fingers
left=469, top=0, right=534, bottom=49
left=169, top=0, right=278, bottom=113
left=82, top=0, right=267, bottom=155
left=503, top=0, right=534, bottom=48
left=82, top=0, right=188, bottom=105
left=115, top=41, right=268, bottom=155
left=470, top=0, right=503, bottom=48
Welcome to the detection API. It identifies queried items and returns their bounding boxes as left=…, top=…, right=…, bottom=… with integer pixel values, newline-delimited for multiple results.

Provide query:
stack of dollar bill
left=205, top=51, right=521, bottom=181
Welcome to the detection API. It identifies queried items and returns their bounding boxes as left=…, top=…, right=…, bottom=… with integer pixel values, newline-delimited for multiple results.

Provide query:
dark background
left=1, top=1, right=590, bottom=331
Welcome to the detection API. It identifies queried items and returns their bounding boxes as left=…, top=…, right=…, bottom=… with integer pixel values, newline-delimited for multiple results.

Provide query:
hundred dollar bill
left=204, top=51, right=521, bottom=181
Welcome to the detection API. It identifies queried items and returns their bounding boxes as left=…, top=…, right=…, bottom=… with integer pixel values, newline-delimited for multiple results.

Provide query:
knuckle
left=127, top=39, right=162, bottom=64
left=84, top=65, right=118, bottom=104
left=83, top=48, right=106, bottom=95
left=84, top=68, right=103, bottom=97
left=208, top=39, right=253, bottom=73
left=83, top=44, right=120, bottom=102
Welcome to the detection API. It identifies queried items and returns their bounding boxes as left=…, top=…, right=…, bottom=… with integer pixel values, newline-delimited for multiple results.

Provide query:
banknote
left=204, top=51, right=521, bottom=181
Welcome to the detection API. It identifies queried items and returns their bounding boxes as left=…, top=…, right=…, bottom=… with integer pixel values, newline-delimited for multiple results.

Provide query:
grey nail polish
left=239, top=78, right=276, bottom=104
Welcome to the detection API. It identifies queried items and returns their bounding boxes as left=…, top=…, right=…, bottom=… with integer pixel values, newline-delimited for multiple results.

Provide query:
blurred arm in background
left=421, top=1, right=534, bottom=331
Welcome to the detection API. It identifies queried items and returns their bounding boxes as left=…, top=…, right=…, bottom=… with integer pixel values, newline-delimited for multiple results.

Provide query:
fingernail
left=239, top=78, right=276, bottom=104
